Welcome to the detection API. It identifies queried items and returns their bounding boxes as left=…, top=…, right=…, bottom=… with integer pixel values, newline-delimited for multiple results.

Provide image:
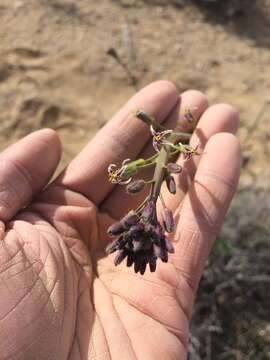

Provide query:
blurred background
left=0, top=0, right=269, bottom=358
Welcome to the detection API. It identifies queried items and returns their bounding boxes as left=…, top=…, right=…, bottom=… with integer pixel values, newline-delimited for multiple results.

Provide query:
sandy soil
left=0, top=0, right=270, bottom=358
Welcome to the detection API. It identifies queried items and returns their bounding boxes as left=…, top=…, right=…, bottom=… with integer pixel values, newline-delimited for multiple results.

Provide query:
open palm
left=0, top=81, right=240, bottom=360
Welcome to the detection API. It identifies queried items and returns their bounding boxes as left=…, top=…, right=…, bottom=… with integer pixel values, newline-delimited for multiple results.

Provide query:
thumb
left=0, top=129, right=61, bottom=223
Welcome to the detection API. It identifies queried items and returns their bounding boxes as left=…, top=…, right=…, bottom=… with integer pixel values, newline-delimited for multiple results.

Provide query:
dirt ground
left=0, top=0, right=270, bottom=359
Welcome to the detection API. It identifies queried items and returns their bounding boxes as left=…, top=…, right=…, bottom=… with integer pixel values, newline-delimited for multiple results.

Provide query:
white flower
left=150, top=126, right=172, bottom=152
left=108, top=159, right=133, bottom=185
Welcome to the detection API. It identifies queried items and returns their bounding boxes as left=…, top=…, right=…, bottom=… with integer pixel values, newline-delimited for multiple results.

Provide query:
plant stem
left=150, top=146, right=169, bottom=201
left=137, top=162, right=156, bottom=169
left=135, top=110, right=166, bottom=131
left=135, top=196, right=149, bottom=214
left=143, top=153, right=158, bottom=164
left=151, top=131, right=188, bottom=201
left=136, top=110, right=192, bottom=142
left=135, top=110, right=192, bottom=202
left=134, top=154, right=158, bottom=170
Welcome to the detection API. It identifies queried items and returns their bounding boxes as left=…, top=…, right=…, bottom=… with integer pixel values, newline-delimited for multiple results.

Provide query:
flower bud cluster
left=106, top=201, right=175, bottom=275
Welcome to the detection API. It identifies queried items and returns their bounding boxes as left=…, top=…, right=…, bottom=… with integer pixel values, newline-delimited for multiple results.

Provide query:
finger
left=161, top=104, right=239, bottom=213
left=101, top=90, right=209, bottom=219
left=54, top=81, right=179, bottom=205
left=169, top=133, right=241, bottom=291
left=0, top=129, right=61, bottom=222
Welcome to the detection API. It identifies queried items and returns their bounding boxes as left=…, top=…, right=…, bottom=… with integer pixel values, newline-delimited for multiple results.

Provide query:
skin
left=0, top=81, right=240, bottom=360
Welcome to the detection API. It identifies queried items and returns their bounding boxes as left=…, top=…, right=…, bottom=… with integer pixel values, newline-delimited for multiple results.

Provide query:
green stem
left=135, top=153, right=158, bottom=170
left=136, top=110, right=192, bottom=142
left=135, top=110, right=166, bottom=131
left=137, top=162, right=156, bottom=169
left=135, top=196, right=149, bottom=214
left=150, top=146, right=169, bottom=201
left=143, top=153, right=158, bottom=164
left=170, top=149, right=181, bottom=156
left=151, top=131, right=187, bottom=201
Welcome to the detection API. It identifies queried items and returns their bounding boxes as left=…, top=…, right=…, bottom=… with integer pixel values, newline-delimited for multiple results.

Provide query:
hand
left=0, top=81, right=240, bottom=360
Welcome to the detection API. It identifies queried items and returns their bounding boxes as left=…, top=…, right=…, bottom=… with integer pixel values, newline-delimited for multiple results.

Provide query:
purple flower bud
left=132, top=239, right=144, bottom=252
left=106, top=239, right=119, bottom=254
left=107, top=221, right=125, bottom=237
left=159, top=248, right=168, bottom=263
left=114, top=250, right=128, bottom=266
left=162, top=208, right=175, bottom=233
left=129, top=223, right=145, bottom=237
left=167, top=163, right=182, bottom=174
left=139, top=261, right=147, bottom=275
left=122, top=211, right=139, bottom=228
left=151, top=224, right=164, bottom=243
left=141, top=200, right=156, bottom=220
left=106, top=236, right=129, bottom=254
left=165, top=239, right=175, bottom=254
left=126, top=180, right=145, bottom=195
left=118, top=235, right=130, bottom=249
left=134, top=259, right=141, bottom=273
left=166, top=175, right=176, bottom=194
left=149, top=257, right=157, bottom=272
left=153, top=244, right=162, bottom=258
left=127, top=253, right=134, bottom=267
left=133, top=256, right=147, bottom=275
